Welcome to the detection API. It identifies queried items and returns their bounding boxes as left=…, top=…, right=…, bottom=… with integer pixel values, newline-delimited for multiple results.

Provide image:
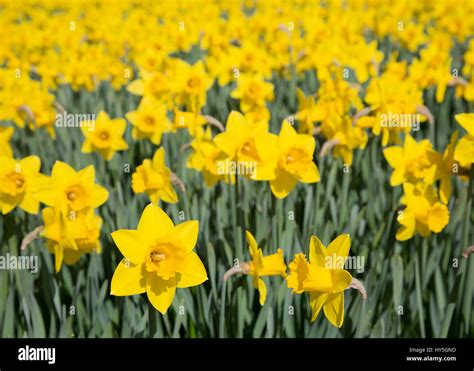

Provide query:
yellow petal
left=254, top=277, right=267, bottom=306
left=332, top=269, right=352, bottom=291
left=327, top=234, right=351, bottom=262
left=455, top=113, right=474, bottom=135
left=309, top=235, right=327, bottom=267
left=111, top=259, right=146, bottom=296
left=146, top=274, right=176, bottom=314
left=137, top=203, right=174, bottom=239
left=19, top=156, right=41, bottom=174
left=246, top=230, right=259, bottom=258
left=177, top=252, right=208, bottom=288
left=309, top=292, right=328, bottom=322
left=427, top=203, right=450, bottom=233
left=454, top=136, right=474, bottom=166
left=111, top=229, right=147, bottom=264
left=323, top=292, right=345, bottom=328
left=173, top=220, right=199, bottom=253
left=269, top=168, right=298, bottom=199
left=383, top=146, right=403, bottom=169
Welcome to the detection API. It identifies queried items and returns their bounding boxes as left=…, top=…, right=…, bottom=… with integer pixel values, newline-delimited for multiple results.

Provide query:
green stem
left=414, top=245, right=426, bottom=337
left=148, top=301, right=157, bottom=338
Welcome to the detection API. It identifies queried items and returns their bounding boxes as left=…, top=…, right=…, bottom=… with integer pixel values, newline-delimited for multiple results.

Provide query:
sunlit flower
left=41, top=206, right=102, bottom=272
left=125, top=98, right=171, bottom=145
left=396, top=182, right=450, bottom=241
left=454, top=113, right=474, bottom=167
left=0, top=155, right=45, bottom=214
left=81, top=111, right=128, bottom=161
left=35, top=161, right=109, bottom=216
left=132, top=147, right=178, bottom=204
left=254, top=120, right=320, bottom=198
left=111, top=203, right=208, bottom=314
left=243, top=230, right=286, bottom=305
left=287, top=234, right=352, bottom=327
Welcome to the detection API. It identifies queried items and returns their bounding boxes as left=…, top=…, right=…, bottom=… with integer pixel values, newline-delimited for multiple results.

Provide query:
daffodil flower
left=254, top=120, right=320, bottom=198
left=383, top=134, right=441, bottom=186
left=0, top=155, right=46, bottom=214
left=214, top=111, right=273, bottom=179
left=35, top=161, right=109, bottom=216
left=243, top=230, right=286, bottom=306
left=454, top=113, right=474, bottom=167
left=287, top=234, right=353, bottom=327
left=111, top=204, right=208, bottom=314
left=125, top=98, right=171, bottom=145
left=81, top=111, right=129, bottom=161
left=186, top=127, right=234, bottom=186
left=0, top=126, right=14, bottom=157
left=41, top=206, right=102, bottom=272
left=396, top=182, right=450, bottom=241
left=132, top=147, right=178, bottom=204
left=295, top=88, right=319, bottom=135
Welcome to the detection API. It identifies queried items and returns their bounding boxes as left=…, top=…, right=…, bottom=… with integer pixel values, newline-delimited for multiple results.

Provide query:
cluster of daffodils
left=222, top=230, right=358, bottom=327
left=186, top=111, right=320, bottom=199
left=383, top=113, right=473, bottom=241
left=0, top=151, right=108, bottom=272
left=110, top=202, right=358, bottom=327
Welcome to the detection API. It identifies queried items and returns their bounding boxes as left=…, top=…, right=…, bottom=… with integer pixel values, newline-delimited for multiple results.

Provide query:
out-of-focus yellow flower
left=436, top=132, right=458, bottom=204
left=132, top=147, right=178, bottom=204
left=173, top=60, right=213, bottom=112
left=243, top=230, right=286, bottom=306
left=81, top=111, right=128, bottom=161
left=396, top=182, right=450, bottom=241
left=111, top=203, right=207, bottom=314
left=454, top=113, right=474, bottom=167
left=186, top=127, right=233, bottom=187
left=295, top=88, right=318, bottom=135
left=172, top=109, right=207, bottom=137
left=383, top=134, right=441, bottom=186
left=35, top=161, right=109, bottom=216
left=287, top=234, right=352, bottom=327
left=231, top=73, right=273, bottom=123
left=0, top=126, right=14, bottom=157
left=322, top=113, right=368, bottom=166
left=125, top=98, right=171, bottom=145
left=0, top=155, right=45, bottom=214
left=254, top=120, right=320, bottom=199
left=41, top=206, right=102, bottom=272
left=214, top=111, right=272, bottom=179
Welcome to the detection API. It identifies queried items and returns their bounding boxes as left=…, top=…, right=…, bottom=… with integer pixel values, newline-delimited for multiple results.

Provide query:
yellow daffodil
left=173, top=60, right=213, bottom=112
left=214, top=111, right=273, bottom=179
left=0, top=126, right=14, bottom=157
left=255, top=120, right=320, bottom=198
left=287, top=234, right=352, bottom=327
left=295, top=88, right=318, bottom=135
left=172, top=109, right=207, bottom=137
left=81, top=111, right=128, bottom=161
left=186, top=127, right=233, bottom=186
left=0, top=155, right=45, bottom=214
left=132, top=147, right=178, bottom=204
left=454, top=113, right=474, bottom=167
left=243, top=230, right=286, bottom=306
left=383, top=134, right=441, bottom=186
left=125, top=98, right=171, bottom=145
left=396, top=183, right=450, bottom=241
left=230, top=73, right=274, bottom=120
left=35, top=161, right=109, bottom=216
left=41, top=206, right=102, bottom=272
left=111, top=203, right=208, bottom=314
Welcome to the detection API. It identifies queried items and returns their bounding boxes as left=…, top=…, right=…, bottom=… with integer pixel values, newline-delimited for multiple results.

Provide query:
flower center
left=187, top=76, right=200, bottom=89
left=65, top=184, right=86, bottom=209
left=99, top=131, right=109, bottom=141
